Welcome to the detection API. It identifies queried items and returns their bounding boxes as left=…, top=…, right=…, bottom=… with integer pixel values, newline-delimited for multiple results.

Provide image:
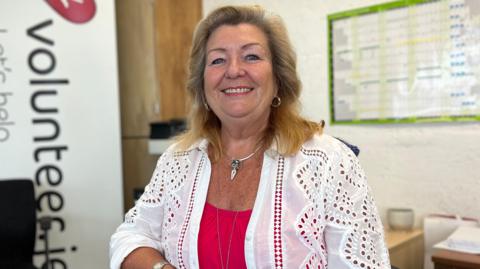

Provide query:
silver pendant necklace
left=228, top=146, right=261, bottom=180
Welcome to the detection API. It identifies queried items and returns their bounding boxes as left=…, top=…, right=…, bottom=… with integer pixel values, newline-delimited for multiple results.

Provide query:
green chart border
left=327, top=0, right=480, bottom=125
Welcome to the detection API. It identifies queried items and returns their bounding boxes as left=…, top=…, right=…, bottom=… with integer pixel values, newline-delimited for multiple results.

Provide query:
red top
left=198, top=202, right=253, bottom=269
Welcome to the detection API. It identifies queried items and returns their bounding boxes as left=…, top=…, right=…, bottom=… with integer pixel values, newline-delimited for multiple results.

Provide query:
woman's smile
left=221, top=87, right=254, bottom=95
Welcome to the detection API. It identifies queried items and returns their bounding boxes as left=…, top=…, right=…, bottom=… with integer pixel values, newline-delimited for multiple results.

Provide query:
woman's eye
left=210, top=58, right=225, bottom=65
left=245, top=54, right=260, bottom=61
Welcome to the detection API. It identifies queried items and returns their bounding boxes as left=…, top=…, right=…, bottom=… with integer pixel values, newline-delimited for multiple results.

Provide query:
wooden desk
left=432, top=249, right=480, bottom=269
left=385, top=229, right=424, bottom=269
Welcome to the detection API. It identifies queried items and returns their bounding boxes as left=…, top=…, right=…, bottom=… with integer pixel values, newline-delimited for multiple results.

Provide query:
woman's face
left=203, top=23, right=277, bottom=125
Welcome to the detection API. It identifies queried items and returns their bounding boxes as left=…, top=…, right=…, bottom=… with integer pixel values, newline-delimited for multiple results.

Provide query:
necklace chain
left=228, top=146, right=261, bottom=180
left=216, top=207, right=239, bottom=269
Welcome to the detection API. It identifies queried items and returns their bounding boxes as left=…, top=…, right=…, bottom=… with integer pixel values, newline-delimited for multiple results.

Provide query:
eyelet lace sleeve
left=109, top=149, right=190, bottom=269
left=323, top=144, right=390, bottom=269
left=109, top=154, right=168, bottom=269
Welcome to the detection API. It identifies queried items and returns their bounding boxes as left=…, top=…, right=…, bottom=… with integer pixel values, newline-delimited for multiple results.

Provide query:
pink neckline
left=205, top=202, right=253, bottom=217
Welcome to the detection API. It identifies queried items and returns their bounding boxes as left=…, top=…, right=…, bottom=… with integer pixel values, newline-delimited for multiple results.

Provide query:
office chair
left=0, top=179, right=52, bottom=269
left=319, top=120, right=360, bottom=157
left=336, top=137, right=360, bottom=156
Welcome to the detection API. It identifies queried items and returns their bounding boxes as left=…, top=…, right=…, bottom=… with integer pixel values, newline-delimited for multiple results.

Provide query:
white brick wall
left=203, top=0, right=480, bottom=226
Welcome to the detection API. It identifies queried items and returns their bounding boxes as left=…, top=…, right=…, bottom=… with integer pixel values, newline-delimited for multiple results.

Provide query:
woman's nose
left=225, top=58, right=245, bottom=78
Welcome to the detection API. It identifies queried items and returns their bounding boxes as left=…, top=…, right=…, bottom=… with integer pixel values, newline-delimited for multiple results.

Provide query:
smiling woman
left=110, top=5, right=391, bottom=269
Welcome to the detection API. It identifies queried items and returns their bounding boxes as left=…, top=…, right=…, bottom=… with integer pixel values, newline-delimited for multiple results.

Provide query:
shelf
left=148, top=139, right=174, bottom=155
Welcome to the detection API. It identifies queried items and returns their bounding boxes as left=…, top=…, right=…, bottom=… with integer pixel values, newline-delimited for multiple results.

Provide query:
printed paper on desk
left=434, top=226, right=480, bottom=254
left=424, top=214, right=479, bottom=269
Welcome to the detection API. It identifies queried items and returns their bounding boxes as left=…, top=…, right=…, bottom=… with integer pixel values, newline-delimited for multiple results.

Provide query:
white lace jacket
left=110, top=134, right=391, bottom=269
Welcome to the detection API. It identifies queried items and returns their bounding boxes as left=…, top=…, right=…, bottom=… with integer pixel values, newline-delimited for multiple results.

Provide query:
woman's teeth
left=223, top=88, right=253, bottom=94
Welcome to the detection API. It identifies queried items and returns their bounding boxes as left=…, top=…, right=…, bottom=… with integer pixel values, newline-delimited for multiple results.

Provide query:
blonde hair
left=178, top=5, right=322, bottom=160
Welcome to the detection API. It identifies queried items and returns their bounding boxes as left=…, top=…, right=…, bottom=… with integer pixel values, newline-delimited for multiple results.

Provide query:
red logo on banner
left=45, top=0, right=96, bottom=24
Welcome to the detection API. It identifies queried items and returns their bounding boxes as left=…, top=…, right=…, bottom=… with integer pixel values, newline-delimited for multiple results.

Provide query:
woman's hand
left=121, top=247, right=172, bottom=269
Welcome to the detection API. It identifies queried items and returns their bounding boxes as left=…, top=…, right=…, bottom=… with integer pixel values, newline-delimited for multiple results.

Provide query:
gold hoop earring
left=271, top=96, right=281, bottom=108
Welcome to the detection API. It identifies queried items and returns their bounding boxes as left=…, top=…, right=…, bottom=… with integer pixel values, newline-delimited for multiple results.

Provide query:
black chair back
left=0, top=179, right=37, bottom=268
